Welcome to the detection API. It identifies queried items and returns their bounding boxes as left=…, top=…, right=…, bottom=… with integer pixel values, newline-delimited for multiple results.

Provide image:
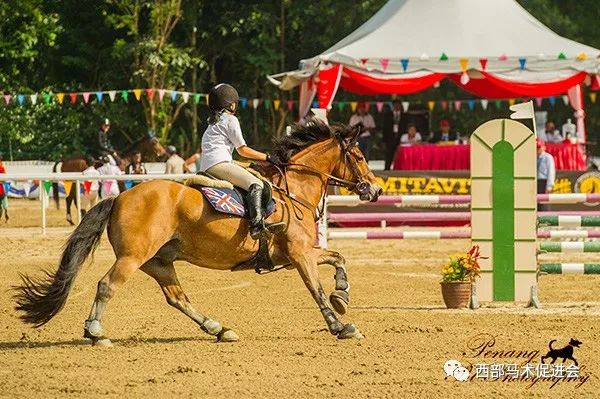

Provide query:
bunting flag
left=63, top=181, right=73, bottom=196
left=460, top=72, right=470, bottom=85
left=103, top=181, right=113, bottom=194
left=498, top=53, right=508, bottom=61
left=459, top=58, right=469, bottom=72
left=43, top=180, right=53, bottom=194
left=440, top=100, right=448, bottom=110
left=312, top=100, right=318, bottom=109
left=158, top=89, right=166, bottom=101
left=264, top=99, right=271, bottom=109
left=479, top=58, right=488, bottom=70
left=146, top=88, right=154, bottom=100
left=420, top=53, right=429, bottom=60
left=83, top=181, right=92, bottom=195
left=108, top=90, right=117, bottom=102
left=194, top=93, right=201, bottom=104
left=170, top=91, right=177, bottom=103
left=121, top=90, right=129, bottom=102
left=427, top=101, right=435, bottom=111
left=401, top=101, right=409, bottom=112
left=480, top=99, right=488, bottom=110
left=591, top=93, right=597, bottom=103
left=56, top=93, right=65, bottom=104
left=96, top=92, right=103, bottom=103
left=508, top=98, right=516, bottom=106
left=287, top=100, right=294, bottom=111
left=577, top=52, right=587, bottom=61
left=549, top=96, right=556, bottom=107
left=535, top=97, right=543, bottom=107
left=252, top=98, right=259, bottom=109
left=17, top=95, right=25, bottom=105
left=4, top=95, right=12, bottom=105
left=273, top=99, right=281, bottom=110
left=376, top=101, right=384, bottom=112
left=495, top=100, right=502, bottom=109
left=181, top=92, right=190, bottom=103
left=439, top=52, right=448, bottom=61
left=400, top=59, right=409, bottom=72
left=240, top=97, right=248, bottom=109
left=350, top=101, right=358, bottom=112
left=3, top=182, right=10, bottom=194
left=124, top=180, right=133, bottom=190
left=467, top=99, right=475, bottom=110
left=336, top=102, right=345, bottom=112
left=518, top=58, right=527, bottom=70
left=69, top=93, right=77, bottom=104
left=558, top=52, right=566, bottom=60
left=82, top=92, right=91, bottom=104
left=360, top=58, right=368, bottom=65
left=380, top=58, right=389, bottom=71
left=30, top=94, right=38, bottom=105
left=43, top=93, right=52, bottom=104
left=454, top=100, right=462, bottom=111
left=204, top=94, right=209, bottom=104
left=562, top=95, right=569, bottom=106
left=133, top=89, right=142, bottom=101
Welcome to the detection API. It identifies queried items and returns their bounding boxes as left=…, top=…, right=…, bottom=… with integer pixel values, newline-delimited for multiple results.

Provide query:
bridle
left=270, top=130, right=373, bottom=221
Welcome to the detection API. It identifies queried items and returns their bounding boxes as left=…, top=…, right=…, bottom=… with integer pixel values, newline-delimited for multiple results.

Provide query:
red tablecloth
left=392, top=143, right=586, bottom=171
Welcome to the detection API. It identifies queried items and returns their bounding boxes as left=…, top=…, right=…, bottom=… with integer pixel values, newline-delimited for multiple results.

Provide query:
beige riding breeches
left=206, top=161, right=264, bottom=191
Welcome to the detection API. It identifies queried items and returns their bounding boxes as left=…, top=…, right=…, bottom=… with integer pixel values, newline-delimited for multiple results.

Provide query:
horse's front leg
left=292, top=248, right=362, bottom=339
left=317, top=250, right=349, bottom=315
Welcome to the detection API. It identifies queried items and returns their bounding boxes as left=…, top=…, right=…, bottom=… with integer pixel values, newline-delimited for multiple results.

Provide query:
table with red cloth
left=392, top=142, right=586, bottom=171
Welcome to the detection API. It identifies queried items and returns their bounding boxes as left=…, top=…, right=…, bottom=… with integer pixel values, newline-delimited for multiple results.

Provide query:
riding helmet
left=208, top=84, right=239, bottom=113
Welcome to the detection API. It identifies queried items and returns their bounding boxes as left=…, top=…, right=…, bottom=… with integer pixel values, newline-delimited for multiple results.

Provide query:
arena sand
left=0, top=199, right=599, bottom=398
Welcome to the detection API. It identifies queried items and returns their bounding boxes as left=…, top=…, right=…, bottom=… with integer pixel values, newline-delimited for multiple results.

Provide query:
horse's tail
left=14, top=197, right=116, bottom=327
left=52, top=161, right=61, bottom=209
left=548, top=339, right=557, bottom=350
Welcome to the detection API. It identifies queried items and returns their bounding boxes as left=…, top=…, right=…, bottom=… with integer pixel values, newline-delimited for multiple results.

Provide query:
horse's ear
left=348, top=124, right=361, bottom=146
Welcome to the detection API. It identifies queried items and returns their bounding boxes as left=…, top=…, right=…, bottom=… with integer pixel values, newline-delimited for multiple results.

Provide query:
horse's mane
left=271, top=121, right=355, bottom=162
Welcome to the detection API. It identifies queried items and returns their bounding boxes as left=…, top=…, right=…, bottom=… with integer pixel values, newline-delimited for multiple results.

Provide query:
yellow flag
left=57, top=93, right=65, bottom=104
left=459, top=58, right=469, bottom=72
left=577, top=52, right=587, bottom=61
left=63, top=181, right=73, bottom=196
left=508, top=98, right=516, bottom=106
left=133, top=89, right=142, bottom=101
left=273, top=99, right=281, bottom=110
left=590, top=93, right=597, bottom=103
left=427, top=101, right=435, bottom=111
left=350, top=101, right=358, bottom=112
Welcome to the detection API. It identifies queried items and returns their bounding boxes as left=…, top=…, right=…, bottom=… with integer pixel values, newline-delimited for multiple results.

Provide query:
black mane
left=272, top=121, right=356, bottom=162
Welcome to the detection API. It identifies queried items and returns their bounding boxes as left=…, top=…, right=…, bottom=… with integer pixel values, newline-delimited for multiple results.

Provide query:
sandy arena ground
left=1, top=199, right=600, bottom=398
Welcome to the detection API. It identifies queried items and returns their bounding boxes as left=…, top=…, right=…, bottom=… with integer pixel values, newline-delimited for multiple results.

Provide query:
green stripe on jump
left=540, top=242, right=600, bottom=253
left=540, top=264, right=600, bottom=274
left=538, top=215, right=600, bottom=227
left=492, top=120, right=515, bottom=301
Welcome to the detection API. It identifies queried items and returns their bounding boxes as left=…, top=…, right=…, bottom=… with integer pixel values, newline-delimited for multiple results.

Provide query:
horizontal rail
left=538, top=215, right=600, bottom=227
left=539, top=264, right=600, bottom=274
left=328, top=229, right=600, bottom=240
left=0, top=173, right=189, bottom=181
left=540, top=242, right=600, bottom=253
left=329, top=211, right=600, bottom=223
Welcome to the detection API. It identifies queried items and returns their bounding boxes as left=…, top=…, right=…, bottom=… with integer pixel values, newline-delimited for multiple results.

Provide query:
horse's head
left=331, top=124, right=382, bottom=202
left=144, top=131, right=167, bottom=157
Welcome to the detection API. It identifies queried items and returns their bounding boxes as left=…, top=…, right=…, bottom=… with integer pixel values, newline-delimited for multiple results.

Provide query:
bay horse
left=15, top=122, right=382, bottom=344
left=53, top=133, right=166, bottom=224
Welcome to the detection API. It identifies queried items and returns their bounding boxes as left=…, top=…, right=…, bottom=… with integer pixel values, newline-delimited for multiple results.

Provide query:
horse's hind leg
left=65, top=192, right=74, bottom=225
left=318, top=250, right=349, bottom=315
left=84, top=256, right=142, bottom=345
left=140, top=258, right=239, bottom=342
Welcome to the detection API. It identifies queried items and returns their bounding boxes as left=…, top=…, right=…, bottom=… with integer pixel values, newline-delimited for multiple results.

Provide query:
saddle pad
left=200, top=187, right=276, bottom=218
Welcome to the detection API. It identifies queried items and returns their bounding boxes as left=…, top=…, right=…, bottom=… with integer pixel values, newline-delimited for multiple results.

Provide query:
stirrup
left=266, top=221, right=286, bottom=234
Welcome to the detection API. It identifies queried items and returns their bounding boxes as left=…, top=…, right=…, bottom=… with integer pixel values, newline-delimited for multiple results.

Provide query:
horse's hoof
left=202, top=319, right=222, bottom=336
left=330, top=290, right=349, bottom=315
left=337, top=324, right=363, bottom=340
left=66, top=216, right=75, bottom=226
left=92, top=338, right=113, bottom=347
left=217, top=329, right=239, bottom=342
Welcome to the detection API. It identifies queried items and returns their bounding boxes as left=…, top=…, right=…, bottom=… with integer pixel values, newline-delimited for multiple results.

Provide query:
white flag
left=30, top=94, right=38, bottom=105
left=252, top=98, right=260, bottom=109
left=108, top=91, right=117, bottom=102
left=181, top=92, right=190, bottom=103
left=480, top=99, right=488, bottom=110
left=310, top=108, right=329, bottom=125
left=401, top=101, right=409, bottom=112
left=509, top=101, right=534, bottom=120
left=562, top=95, right=569, bottom=106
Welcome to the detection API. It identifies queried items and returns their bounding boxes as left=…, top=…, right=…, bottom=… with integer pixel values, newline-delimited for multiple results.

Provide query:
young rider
left=200, top=83, right=284, bottom=240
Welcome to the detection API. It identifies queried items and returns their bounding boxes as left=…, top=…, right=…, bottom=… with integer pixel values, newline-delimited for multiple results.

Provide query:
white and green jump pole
left=470, top=102, right=538, bottom=303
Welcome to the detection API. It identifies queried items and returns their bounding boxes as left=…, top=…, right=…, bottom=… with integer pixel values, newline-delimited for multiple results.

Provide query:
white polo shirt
left=200, top=113, right=246, bottom=172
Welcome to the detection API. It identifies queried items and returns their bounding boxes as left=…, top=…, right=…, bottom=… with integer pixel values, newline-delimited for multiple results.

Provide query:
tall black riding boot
left=247, top=184, right=268, bottom=240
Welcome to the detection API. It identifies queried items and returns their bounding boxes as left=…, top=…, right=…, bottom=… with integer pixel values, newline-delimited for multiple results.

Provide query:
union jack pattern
left=200, top=187, right=246, bottom=217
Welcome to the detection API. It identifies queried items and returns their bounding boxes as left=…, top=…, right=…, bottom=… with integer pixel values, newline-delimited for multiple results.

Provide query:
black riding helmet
left=208, top=83, right=239, bottom=113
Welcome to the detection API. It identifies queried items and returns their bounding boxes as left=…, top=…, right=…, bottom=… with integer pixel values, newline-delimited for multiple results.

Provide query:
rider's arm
left=236, top=145, right=267, bottom=162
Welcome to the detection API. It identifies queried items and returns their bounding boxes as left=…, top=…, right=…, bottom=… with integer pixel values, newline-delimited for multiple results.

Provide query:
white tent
left=270, top=0, right=600, bottom=138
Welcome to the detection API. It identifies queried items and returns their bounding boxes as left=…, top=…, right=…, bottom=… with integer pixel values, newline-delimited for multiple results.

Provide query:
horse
left=52, top=133, right=166, bottom=224
left=15, top=122, right=382, bottom=344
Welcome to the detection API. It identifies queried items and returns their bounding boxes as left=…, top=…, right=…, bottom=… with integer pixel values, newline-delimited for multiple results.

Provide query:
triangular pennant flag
left=158, top=89, right=165, bottom=101
left=63, top=181, right=73, bottom=196
left=401, top=101, right=409, bottom=112
left=454, top=100, right=462, bottom=111
left=480, top=99, right=488, bottom=110
left=133, top=89, right=142, bottom=101
left=376, top=101, right=384, bottom=112
left=287, top=100, right=294, bottom=111
left=43, top=93, right=51, bottom=104
left=96, top=92, right=103, bottom=103
left=558, top=52, right=566, bottom=60
left=30, top=94, right=38, bottom=105
left=380, top=58, right=389, bottom=71
left=495, top=100, right=502, bottom=109
left=549, top=96, right=556, bottom=107
left=460, top=72, right=470, bottom=85
left=108, top=90, right=117, bottom=102
left=56, top=93, right=65, bottom=104
left=17, top=95, right=25, bottom=105
left=3, top=182, right=10, bottom=194
left=479, top=58, right=488, bottom=70
left=459, top=58, right=469, bottom=72
left=194, top=93, right=200, bottom=104
left=420, top=53, right=429, bottom=61
left=121, top=90, right=129, bottom=102
left=561, top=95, right=569, bottom=106
left=590, top=93, right=597, bottom=103
left=83, top=181, right=92, bottom=195
left=336, top=102, right=345, bottom=112
left=360, top=58, right=368, bottom=65
left=508, top=98, right=516, bottom=106
left=533, top=97, right=542, bottom=107
left=427, top=101, right=435, bottom=111
left=577, top=52, right=587, bottom=61
left=43, top=180, right=52, bottom=193
left=439, top=52, right=448, bottom=61
left=467, top=99, right=475, bottom=110
left=82, top=92, right=91, bottom=104
left=273, top=99, right=281, bottom=110
left=69, top=93, right=77, bottom=104
left=509, top=101, right=534, bottom=120
left=350, top=101, right=358, bottom=112
left=440, top=101, right=448, bottom=110
left=170, top=91, right=178, bottom=103
left=518, top=58, right=527, bottom=70
left=146, top=88, right=154, bottom=100
left=204, top=94, right=209, bottom=104
left=182, top=92, right=190, bottom=103
left=104, top=180, right=113, bottom=193
left=264, top=99, right=271, bottom=109
left=23, top=182, right=31, bottom=197
left=498, top=53, right=508, bottom=61
left=252, top=98, right=259, bottom=109
left=400, top=59, right=409, bottom=72
left=4, top=95, right=12, bottom=105
left=240, top=97, right=248, bottom=108
left=124, top=180, right=133, bottom=190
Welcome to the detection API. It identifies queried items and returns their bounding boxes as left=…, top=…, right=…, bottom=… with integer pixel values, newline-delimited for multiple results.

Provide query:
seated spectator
left=125, top=152, right=147, bottom=188
left=400, top=123, right=422, bottom=145
left=429, top=119, right=457, bottom=143
left=543, top=120, right=563, bottom=143
left=165, top=145, right=186, bottom=174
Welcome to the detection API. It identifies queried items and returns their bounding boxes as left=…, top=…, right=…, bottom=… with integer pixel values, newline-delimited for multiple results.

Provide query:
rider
left=200, top=83, right=284, bottom=240
left=97, top=118, right=119, bottom=165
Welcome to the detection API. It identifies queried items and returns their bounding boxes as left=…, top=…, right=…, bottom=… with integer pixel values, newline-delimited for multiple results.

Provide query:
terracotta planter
left=440, top=282, right=471, bottom=309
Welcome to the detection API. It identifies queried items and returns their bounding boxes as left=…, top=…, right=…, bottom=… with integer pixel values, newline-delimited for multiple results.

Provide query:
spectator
left=165, top=145, right=186, bottom=174
left=0, top=152, right=8, bottom=222
left=349, top=102, right=376, bottom=161
left=429, top=119, right=458, bottom=144
left=97, top=156, right=121, bottom=198
left=184, top=147, right=202, bottom=173
left=82, top=156, right=100, bottom=214
left=537, top=138, right=555, bottom=211
left=125, top=152, right=147, bottom=188
left=382, top=100, right=402, bottom=170
left=400, top=123, right=422, bottom=145
left=543, top=120, right=563, bottom=143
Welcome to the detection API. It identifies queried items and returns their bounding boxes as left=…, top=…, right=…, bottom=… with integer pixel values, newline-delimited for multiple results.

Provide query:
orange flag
left=63, top=181, right=73, bottom=196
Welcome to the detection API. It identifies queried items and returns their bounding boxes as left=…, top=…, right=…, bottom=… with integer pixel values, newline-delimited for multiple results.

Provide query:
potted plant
left=440, top=245, right=483, bottom=308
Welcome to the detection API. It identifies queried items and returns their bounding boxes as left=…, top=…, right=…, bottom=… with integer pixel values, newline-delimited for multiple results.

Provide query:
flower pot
left=440, top=282, right=471, bottom=309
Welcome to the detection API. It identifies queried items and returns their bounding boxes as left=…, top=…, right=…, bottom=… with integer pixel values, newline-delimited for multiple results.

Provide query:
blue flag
left=171, top=91, right=178, bottom=102
left=96, top=92, right=104, bottom=103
